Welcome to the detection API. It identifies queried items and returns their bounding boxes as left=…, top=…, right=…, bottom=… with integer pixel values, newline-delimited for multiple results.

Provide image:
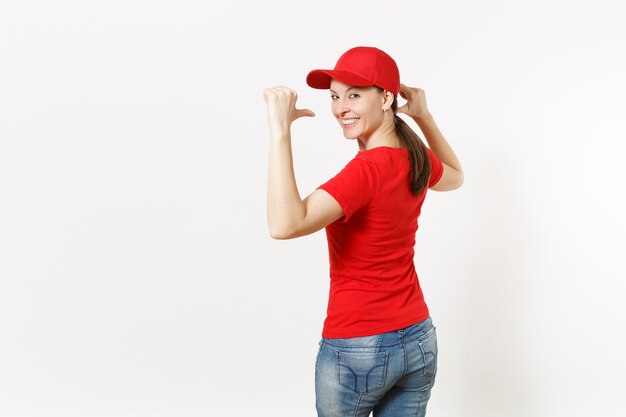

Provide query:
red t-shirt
left=316, top=146, right=444, bottom=339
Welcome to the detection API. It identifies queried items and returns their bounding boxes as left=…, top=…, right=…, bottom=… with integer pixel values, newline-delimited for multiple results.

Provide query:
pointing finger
left=297, top=108, right=315, bottom=118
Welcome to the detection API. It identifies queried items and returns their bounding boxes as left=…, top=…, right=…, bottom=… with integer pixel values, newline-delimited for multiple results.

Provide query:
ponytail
left=389, top=93, right=431, bottom=197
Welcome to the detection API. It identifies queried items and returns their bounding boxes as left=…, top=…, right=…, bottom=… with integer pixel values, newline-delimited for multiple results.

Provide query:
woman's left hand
left=396, top=83, right=432, bottom=122
left=263, top=86, right=315, bottom=133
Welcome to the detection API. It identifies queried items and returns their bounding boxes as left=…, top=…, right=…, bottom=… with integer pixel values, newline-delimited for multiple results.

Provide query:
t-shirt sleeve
left=316, top=156, right=378, bottom=223
left=427, top=147, right=444, bottom=188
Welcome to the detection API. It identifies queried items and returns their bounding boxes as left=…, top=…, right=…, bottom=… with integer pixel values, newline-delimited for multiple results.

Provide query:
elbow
left=455, top=174, right=464, bottom=189
left=433, top=172, right=464, bottom=192
left=268, top=225, right=296, bottom=240
left=269, top=230, right=290, bottom=240
left=268, top=213, right=306, bottom=240
left=450, top=168, right=464, bottom=190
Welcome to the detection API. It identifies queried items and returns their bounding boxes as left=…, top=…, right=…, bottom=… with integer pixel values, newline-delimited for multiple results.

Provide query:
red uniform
left=317, top=146, right=443, bottom=338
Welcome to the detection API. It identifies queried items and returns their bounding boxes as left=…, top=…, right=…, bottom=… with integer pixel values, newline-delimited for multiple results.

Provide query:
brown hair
left=377, top=87, right=431, bottom=196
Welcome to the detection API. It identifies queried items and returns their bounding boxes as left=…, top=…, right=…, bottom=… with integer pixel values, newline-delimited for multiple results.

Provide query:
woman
left=263, top=46, right=463, bottom=417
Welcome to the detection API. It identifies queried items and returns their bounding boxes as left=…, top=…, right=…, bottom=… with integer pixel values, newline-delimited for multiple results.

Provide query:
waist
left=322, top=316, right=434, bottom=348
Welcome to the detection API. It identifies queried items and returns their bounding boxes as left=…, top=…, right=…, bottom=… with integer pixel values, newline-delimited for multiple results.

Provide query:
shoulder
left=352, top=148, right=398, bottom=170
left=343, top=152, right=381, bottom=174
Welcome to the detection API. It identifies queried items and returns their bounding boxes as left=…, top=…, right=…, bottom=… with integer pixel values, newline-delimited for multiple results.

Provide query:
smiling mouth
left=341, top=118, right=360, bottom=127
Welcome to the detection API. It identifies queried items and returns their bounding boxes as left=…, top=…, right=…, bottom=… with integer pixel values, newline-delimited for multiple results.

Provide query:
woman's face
left=329, top=79, right=386, bottom=141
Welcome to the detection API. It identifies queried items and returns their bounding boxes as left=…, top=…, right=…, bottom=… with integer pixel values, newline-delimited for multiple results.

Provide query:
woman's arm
left=415, top=114, right=464, bottom=190
left=266, top=128, right=304, bottom=237
left=264, top=86, right=344, bottom=239
left=397, top=83, right=464, bottom=190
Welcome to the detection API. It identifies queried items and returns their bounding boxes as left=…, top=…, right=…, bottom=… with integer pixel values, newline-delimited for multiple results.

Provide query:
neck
left=358, top=115, right=401, bottom=150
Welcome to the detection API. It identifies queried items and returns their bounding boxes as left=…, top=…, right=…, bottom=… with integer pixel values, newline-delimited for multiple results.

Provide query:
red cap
left=306, top=46, right=400, bottom=95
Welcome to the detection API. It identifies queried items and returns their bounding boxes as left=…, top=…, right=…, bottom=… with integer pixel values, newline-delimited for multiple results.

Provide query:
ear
left=381, top=90, right=394, bottom=111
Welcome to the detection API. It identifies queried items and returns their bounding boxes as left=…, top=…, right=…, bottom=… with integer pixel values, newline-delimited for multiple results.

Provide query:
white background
left=1, top=1, right=625, bottom=416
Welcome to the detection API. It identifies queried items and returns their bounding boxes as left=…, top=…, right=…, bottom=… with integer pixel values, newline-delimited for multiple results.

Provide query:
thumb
left=396, top=104, right=408, bottom=115
left=296, top=108, right=316, bottom=118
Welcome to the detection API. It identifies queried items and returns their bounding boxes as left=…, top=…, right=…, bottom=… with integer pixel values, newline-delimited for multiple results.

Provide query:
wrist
left=269, top=128, right=291, bottom=141
left=413, top=113, right=434, bottom=125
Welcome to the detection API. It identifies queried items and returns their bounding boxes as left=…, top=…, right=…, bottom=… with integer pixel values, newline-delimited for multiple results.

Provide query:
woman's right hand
left=396, top=83, right=432, bottom=121
left=263, top=86, right=315, bottom=134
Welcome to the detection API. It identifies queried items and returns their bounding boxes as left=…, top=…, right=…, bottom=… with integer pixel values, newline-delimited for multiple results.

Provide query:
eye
left=350, top=93, right=360, bottom=98
left=330, top=94, right=338, bottom=100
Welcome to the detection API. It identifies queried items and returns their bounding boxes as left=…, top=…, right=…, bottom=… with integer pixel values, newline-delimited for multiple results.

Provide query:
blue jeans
left=315, top=317, right=438, bottom=417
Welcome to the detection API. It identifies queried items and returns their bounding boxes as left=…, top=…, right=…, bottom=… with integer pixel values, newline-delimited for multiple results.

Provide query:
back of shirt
left=316, top=146, right=443, bottom=338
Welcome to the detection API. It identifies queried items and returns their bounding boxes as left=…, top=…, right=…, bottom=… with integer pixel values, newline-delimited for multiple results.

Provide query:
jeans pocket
left=336, top=350, right=389, bottom=394
left=417, top=327, right=438, bottom=378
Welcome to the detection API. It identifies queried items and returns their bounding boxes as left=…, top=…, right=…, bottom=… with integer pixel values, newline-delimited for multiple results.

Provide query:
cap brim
left=306, top=69, right=373, bottom=90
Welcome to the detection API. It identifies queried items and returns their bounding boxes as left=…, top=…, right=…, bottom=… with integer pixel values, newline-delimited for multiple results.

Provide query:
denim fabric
left=315, top=317, right=438, bottom=417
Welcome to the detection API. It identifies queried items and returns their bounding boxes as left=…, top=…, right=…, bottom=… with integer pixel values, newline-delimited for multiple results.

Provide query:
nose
left=334, top=96, right=351, bottom=116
